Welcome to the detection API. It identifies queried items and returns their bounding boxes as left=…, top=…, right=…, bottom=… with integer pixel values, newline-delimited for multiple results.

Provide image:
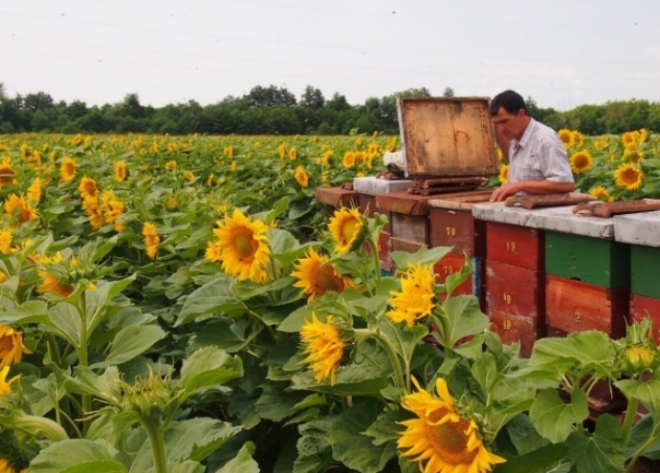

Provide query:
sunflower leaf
left=529, top=388, right=589, bottom=443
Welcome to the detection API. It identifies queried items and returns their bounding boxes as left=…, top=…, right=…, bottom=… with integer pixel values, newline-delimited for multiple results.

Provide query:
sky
left=0, top=0, right=659, bottom=111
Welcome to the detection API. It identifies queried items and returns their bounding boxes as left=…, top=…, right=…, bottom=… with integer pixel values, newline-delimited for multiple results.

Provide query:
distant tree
left=443, top=87, right=455, bottom=97
left=67, top=100, right=88, bottom=120
left=0, top=83, right=5, bottom=99
left=121, top=93, right=144, bottom=119
left=244, top=85, right=297, bottom=108
left=326, top=92, right=351, bottom=111
left=24, top=92, right=54, bottom=111
left=300, top=85, right=325, bottom=109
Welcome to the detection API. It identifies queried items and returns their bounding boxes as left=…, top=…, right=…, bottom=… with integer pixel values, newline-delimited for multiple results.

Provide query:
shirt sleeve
left=538, top=137, right=574, bottom=183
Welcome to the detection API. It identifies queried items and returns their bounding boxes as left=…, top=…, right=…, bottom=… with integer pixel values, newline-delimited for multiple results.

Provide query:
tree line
left=0, top=83, right=658, bottom=135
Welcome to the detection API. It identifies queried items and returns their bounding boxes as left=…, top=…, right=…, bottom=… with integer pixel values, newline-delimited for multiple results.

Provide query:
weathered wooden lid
left=397, top=97, right=498, bottom=178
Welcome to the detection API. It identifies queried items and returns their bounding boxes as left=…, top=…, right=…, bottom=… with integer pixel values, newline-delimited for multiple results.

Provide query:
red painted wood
left=315, top=187, right=358, bottom=209
left=432, top=252, right=472, bottom=297
left=489, top=310, right=540, bottom=357
left=630, top=294, right=660, bottom=345
left=486, top=222, right=545, bottom=271
left=546, top=275, right=628, bottom=339
left=485, top=260, right=545, bottom=321
left=363, top=231, right=392, bottom=272
left=429, top=208, right=486, bottom=258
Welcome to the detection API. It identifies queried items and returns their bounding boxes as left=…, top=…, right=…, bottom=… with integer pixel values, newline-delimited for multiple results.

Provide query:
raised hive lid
left=397, top=97, right=498, bottom=178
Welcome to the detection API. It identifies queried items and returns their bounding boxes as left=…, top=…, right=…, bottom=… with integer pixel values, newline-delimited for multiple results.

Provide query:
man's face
left=491, top=107, right=527, bottom=141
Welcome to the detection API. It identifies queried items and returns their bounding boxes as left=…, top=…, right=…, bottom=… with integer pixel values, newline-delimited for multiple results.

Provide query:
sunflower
left=165, top=196, right=177, bottom=209
left=278, top=143, right=286, bottom=159
left=289, top=147, right=297, bottom=160
left=294, top=165, right=309, bottom=188
left=214, top=209, right=271, bottom=283
left=0, top=161, right=16, bottom=185
left=0, top=228, right=13, bottom=254
left=27, top=177, right=43, bottom=202
left=224, top=146, right=234, bottom=157
left=0, top=366, right=18, bottom=396
left=206, top=173, right=215, bottom=187
left=4, top=194, right=37, bottom=223
left=328, top=207, right=365, bottom=254
left=570, top=131, right=584, bottom=148
left=78, top=177, right=100, bottom=199
left=355, top=151, right=366, bottom=164
left=70, top=134, right=83, bottom=146
left=230, top=161, right=237, bottom=172
left=0, top=325, right=31, bottom=368
left=343, top=151, right=355, bottom=168
left=165, top=160, right=177, bottom=171
left=398, top=377, right=506, bottom=473
left=614, top=163, right=644, bottom=191
left=292, top=248, right=354, bottom=301
left=82, top=196, right=105, bottom=229
left=114, top=160, right=127, bottom=182
left=639, top=128, right=649, bottom=144
left=59, top=157, right=77, bottom=181
left=557, top=129, right=572, bottom=146
left=368, top=143, right=379, bottom=157
left=622, top=131, right=639, bottom=147
left=498, top=164, right=508, bottom=184
left=589, top=186, right=609, bottom=201
left=387, top=263, right=436, bottom=326
left=142, top=222, right=160, bottom=260
left=204, top=240, right=223, bottom=263
left=183, top=170, right=195, bottom=181
left=300, top=313, right=346, bottom=385
left=569, top=150, right=593, bottom=174
left=628, top=150, right=644, bottom=163
left=37, top=271, right=75, bottom=298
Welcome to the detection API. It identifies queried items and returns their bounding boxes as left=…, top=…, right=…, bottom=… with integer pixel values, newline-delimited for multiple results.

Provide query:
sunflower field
left=0, top=130, right=658, bottom=473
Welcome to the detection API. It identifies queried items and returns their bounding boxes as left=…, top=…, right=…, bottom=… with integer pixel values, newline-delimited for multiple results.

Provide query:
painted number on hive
left=506, top=241, right=517, bottom=252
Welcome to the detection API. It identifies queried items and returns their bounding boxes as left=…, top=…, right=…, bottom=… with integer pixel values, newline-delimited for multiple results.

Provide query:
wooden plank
left=573, top=199, right=660, bottom=218
left=486, top=222, right=545, bottom=271
left=376, top=191, right=434, bottom=215
left=397, top=97, right=498, bottom=177
left=314, top=187, right=358, bottom=209
left=546, top=275, right=628, bottom=338
left=417, top=185, right=480, bottom=196
left=428, top=190, right=493, bottom=210
left=505, top=193, right=596, bottom=209
left=421, top=177, right=488, bottom=188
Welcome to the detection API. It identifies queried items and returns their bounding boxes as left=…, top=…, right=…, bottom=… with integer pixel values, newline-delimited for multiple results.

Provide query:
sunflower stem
left=246, top=307, right=277, bottom=340
left=373, top=332, right=406, bottom=392
left=435, top=305, right=454, bottom=357
left=621, top=397, right=639, bottom=444
left=77, top=292, right=92, bottom=436
left=365, top=235, right=382, bottom=285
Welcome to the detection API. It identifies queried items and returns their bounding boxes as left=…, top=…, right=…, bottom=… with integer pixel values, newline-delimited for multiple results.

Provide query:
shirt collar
left=514, top=118, right=536, bottom=150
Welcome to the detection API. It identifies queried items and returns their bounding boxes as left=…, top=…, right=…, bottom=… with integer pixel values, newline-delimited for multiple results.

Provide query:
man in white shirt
left=489, top=90, right=575, bottom=202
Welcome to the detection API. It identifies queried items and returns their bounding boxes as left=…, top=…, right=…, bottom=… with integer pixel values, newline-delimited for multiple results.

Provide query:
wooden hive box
left=472, top=203, right=564, bottom=355
left=613, top=211, right=660, bottom=337
left=378, top=97, right=498, bottom=257
left=314, top=186, right=358, bottom=216
left=536, top=206, right=629, bottom=339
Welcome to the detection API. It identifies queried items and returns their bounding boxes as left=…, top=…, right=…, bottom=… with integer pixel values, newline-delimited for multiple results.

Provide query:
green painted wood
left=631, top=245, right=660, bottom=298
left=545, top=231, right=630, bottom=288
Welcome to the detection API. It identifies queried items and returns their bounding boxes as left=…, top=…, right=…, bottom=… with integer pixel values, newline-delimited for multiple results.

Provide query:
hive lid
left=397, top=97, right=498, bottom=178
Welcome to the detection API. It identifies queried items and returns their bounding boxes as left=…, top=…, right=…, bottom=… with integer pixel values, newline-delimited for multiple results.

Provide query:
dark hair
left=490, top=90, right=527, bottom=116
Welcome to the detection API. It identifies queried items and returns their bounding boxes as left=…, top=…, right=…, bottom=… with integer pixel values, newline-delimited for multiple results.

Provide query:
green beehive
left=631, top=245, right=660, bottom=298
left=545, top=231, right=630, bottom=288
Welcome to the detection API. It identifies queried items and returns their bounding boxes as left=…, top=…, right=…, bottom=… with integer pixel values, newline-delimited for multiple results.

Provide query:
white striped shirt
left=507, top=118, right=574, bottom=186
